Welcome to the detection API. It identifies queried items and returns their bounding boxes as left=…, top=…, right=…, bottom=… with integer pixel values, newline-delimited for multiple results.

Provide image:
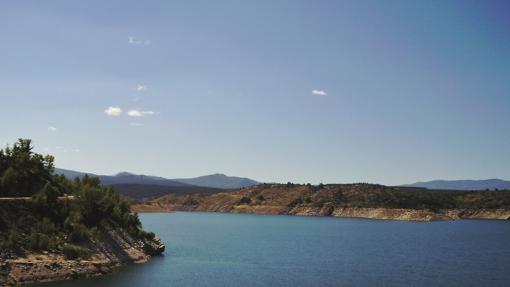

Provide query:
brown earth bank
left=0, top=231, right=164, bottom=287
left=131, top=183, right=510, bottom=221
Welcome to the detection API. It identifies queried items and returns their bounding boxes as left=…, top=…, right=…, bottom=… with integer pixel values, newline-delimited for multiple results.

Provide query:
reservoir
left=42, top=212, right=510, bottom=287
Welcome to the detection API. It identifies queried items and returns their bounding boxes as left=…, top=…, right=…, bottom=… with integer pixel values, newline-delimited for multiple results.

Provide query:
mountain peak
left=173, top=174, right=258, bottom=189
left=210, top=173, right=227, bottom=177
left=116, top=172, right=136, bottom=177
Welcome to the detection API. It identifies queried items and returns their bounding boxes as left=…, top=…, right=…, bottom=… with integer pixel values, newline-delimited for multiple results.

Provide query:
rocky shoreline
left=132, top=203, right=510, bottom=222
left=131, top=183, right=510, bottom=222
left=0, top=230, right=165, bottom=286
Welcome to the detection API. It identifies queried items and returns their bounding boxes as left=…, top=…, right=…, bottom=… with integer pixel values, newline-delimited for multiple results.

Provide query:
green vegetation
left=112, top=183, right=225, bottom=201
left=62, top=243, right=90, bottom=260
left=239, top=196, right=251, bottom=204
left=287, top=183, right=510, bottom=211
left=0, top=139, right=153, bottom=258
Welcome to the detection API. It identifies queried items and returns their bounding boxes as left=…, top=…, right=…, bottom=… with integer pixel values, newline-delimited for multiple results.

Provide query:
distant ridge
left=173, top=173, right=259, bottom=189
left=54, top=168, right=190, bottom=187
left=53, top=168, right=259, bottom=189
left=403, top=179, right=510, bottom=191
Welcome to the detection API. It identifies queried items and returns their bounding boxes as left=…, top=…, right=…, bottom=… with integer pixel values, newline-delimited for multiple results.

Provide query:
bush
left=2, top=230, right=22, bottom=254
left=287, top=197, right=303, bottom=208
left=239, top=196, right=251, bottom=204
left=69, top=223, right=91, bottom=243
left=183, top=198, right=199, bottom=206
left=29, top=233, right=50, bottom=250
left=63, top=243, right=89, bottom=260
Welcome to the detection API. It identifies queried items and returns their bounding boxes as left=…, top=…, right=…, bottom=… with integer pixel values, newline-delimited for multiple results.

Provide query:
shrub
left=29, top=233, right=50, bottom=250
left=2, top=230, right=22, bottom=254
left=69, top=223, right=91, bottom=243
left=63, top=243, right=89, bottom=260
left=287, top=197, right=303, bottom=208
left=183, top=198, right=199, bottom=206
left=239, top=196, right=251, bottom=204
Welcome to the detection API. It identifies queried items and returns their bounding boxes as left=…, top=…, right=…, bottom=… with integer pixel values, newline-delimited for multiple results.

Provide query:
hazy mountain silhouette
left=54, top=168, right=259, bottom=189
left=403, top=179, right=510, bottom=190
left=173, top=173, right=259, bottom=189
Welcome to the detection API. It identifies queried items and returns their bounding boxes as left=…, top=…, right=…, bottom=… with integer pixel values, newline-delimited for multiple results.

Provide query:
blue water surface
left=42, top=212, right=510, bottom=287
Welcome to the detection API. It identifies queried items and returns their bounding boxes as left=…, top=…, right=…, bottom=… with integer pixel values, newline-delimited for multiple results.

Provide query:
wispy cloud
left=136, top=84, right=147, bottom=92
left=127, top=110, right=157, bottom=117
left=130, top=122, right=144, bottom=127
left=312, top=89, right=327, bottom=96
left=104, top=106, right=122, bottom=116
left=48, top=126, right=57, bottom=132
left=128, top=36, right=151, bottom=46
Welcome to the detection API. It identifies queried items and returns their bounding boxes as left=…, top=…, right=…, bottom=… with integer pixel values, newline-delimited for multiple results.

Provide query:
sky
left=1, top=0, right=509, bottom=185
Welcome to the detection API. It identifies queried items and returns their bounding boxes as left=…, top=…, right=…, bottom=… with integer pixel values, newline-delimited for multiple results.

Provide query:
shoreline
left=131, top=204, right=510, bottom=222
left=0, top=233, right=164, bottom=287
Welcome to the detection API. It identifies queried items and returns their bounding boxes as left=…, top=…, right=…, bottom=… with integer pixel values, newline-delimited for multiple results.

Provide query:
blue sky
left=1, top=0, right=509, bottom=185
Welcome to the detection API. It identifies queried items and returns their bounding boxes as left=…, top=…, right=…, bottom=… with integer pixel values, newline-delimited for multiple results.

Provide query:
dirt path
left=0, top=196, right=75, bottom=202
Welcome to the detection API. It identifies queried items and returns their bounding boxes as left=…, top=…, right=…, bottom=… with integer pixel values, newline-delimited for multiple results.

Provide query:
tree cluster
left=0, top=139, right=151, bottom=258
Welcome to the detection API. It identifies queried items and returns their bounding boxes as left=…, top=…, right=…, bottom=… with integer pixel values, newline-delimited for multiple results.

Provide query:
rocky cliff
left=0, top=230, right=164, bottom=286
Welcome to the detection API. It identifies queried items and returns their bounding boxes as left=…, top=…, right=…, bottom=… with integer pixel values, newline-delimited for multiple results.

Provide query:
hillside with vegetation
left=132, top=183, right=510, bottom=221
left=111, top=184, right=226, bottom=201
left=0, top=139, right=164, bottom=286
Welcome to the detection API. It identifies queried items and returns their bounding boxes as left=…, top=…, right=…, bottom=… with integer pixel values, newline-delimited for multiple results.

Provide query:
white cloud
left=128, top=36, right=151, bottom=46
left=312, top=89, right=327, bottom=96
left=128, top=36, right=140, bottom=44
left=136, top=84, right=147, bottom=92
left=130, top=122, right=144, bottom=127
left=127, top=109, right=157, bottom=117
left=104, top=106, right=122, bottom=116
left=48, top=126, right=57, bottom=132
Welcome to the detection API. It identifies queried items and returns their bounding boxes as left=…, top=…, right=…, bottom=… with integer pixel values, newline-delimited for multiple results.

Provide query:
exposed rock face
left=456, top=209, right=510, bottom=220
left=0, top=230, right=165, bottom=286
left=292, top=207, right=453, bottom=221
left=131, top=184, right=510, bottom=221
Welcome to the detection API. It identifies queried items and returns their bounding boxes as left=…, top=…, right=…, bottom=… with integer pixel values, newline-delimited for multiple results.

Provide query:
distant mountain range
left=53, top=168, right=259, bottom=190
left=174, top=173, right=259, bottom=189
left=403, top=179, right=510, bottom=191
left=54, top=167, right=509, bottom=197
